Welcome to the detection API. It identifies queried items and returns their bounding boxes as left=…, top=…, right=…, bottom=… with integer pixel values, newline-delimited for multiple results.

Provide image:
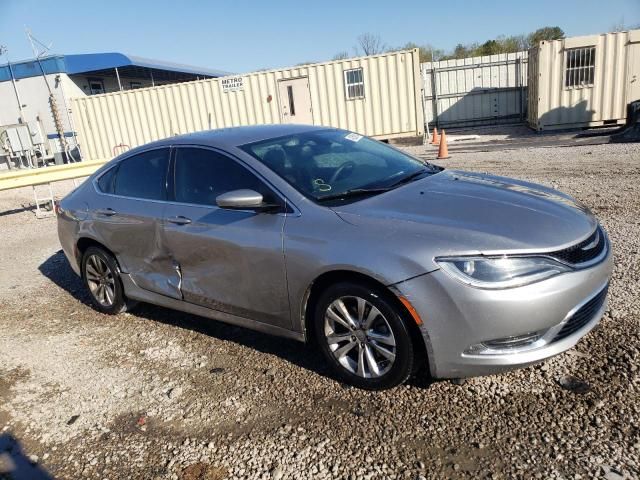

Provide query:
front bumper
left=394, top=247, right=613, bottom=379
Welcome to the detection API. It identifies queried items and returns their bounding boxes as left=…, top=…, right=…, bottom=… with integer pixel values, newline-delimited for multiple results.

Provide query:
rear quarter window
left=96, top=166, right=117, bottom=194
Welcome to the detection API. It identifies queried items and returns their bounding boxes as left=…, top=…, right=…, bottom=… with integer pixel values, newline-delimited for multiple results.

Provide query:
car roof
left=132, top=124, right=334, bottom=153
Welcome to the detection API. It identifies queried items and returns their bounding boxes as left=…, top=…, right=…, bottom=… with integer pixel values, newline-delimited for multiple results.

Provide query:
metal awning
left=0, top=52, right=230, bottom=82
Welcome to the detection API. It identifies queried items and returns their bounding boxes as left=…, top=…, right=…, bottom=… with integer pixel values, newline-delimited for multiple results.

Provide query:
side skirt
left=121, top=274, right=305, bottom=342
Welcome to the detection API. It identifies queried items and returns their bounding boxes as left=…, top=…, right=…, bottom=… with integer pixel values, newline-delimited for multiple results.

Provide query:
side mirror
left=216, top=189, right=279, bottom=211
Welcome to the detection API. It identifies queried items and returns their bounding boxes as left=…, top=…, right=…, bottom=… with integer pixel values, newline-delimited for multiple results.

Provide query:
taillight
left=54, top=202, right=62, bottom=216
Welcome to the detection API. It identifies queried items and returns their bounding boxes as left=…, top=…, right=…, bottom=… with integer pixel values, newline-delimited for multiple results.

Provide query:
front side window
left=173, top=148, right=275, bottom=206
left=344, top=68, right=365, bottom=99
left=113, top=149, right=169, bottom=200
left=564, top=47, right=595, bottom=88
left=240, top=129, right=439, bottom=203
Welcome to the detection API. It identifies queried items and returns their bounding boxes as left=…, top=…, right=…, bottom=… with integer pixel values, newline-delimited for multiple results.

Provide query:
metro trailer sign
left=221, top=76, right=244, bottom=92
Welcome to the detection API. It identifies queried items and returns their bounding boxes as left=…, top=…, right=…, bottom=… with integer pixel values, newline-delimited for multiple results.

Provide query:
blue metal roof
left=0, top=52, right=230, bottom=82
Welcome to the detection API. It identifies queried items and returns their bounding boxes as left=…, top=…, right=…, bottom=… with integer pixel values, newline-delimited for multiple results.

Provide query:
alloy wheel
left=85, top=254, right=116, bottom=307
left=323, top=296, right=397, bottom=378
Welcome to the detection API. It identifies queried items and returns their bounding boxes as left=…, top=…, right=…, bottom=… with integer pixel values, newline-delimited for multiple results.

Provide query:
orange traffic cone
left=437, top=129, right=450, bottom=159
left=431, top=127, right=440, bottom=145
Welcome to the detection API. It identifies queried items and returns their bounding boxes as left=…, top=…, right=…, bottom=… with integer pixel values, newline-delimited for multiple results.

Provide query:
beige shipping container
left=71, top=49, right=423, bottom=161
left=528, top=29, right=640, bottom=131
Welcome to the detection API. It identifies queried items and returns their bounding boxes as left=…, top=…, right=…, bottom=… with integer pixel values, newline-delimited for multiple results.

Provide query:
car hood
left=332, top=170, right=597, bottom=256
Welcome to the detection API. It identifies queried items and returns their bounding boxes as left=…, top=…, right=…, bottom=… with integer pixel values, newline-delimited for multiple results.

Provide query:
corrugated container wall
left=421, top=51, right=528, bottom=128
left=528, top=29, right=640, bottom=130
left=71, top=49, right=423, bottom=161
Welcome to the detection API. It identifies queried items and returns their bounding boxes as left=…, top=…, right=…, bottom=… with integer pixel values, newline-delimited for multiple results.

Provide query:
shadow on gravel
left=0, top=204, right=36, bottom=218
left=0, top=433, right=53, bottom=480
left=39, top=251, right=336, bottom=383
left=39, top=250, right=436, bottom=389
left=38, top=250, right=90, bottom=304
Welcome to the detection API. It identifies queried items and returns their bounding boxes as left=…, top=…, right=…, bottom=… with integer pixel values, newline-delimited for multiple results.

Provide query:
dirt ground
left=0, top=137, right=638, bottom=480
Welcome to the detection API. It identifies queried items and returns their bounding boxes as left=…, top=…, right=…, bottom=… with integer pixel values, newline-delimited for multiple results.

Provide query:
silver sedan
left=57, top=125, right=612, bottom=390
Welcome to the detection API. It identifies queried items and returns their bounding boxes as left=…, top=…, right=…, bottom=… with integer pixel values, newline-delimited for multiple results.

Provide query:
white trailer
left=528, top=29, right=640, bottom=131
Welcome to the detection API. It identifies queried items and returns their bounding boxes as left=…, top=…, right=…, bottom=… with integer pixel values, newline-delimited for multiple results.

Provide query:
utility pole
left=25, top=28, right=69, bottom=160
left=0, top=45, right=26, bottom=123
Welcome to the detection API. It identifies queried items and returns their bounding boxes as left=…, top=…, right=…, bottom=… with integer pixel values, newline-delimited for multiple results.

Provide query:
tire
left=81, top=246, right=130, bottom=315
left=313, top=282, right=415, bottom=390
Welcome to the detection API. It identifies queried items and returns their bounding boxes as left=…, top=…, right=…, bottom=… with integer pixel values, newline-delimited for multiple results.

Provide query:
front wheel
left=313, top=282, right=416, bottom=390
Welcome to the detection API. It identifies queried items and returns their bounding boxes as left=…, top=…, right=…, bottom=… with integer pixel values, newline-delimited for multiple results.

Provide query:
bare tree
left=332, top=51, right=350, bottom=61
left=357, top=33, right=385, bottom=56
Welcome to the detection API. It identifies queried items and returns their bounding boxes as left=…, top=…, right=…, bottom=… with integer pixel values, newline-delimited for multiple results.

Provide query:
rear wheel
left=313, top=282, right=415, bottom=390
left=81, top=246, right=130, bottom=314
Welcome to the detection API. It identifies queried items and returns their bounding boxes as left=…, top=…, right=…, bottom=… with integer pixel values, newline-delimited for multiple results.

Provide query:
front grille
left=553, top=284, right=609, bottom=342
left=548, top=226, right=606, bottom=266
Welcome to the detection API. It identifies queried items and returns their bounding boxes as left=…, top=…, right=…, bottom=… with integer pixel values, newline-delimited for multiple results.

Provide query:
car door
left=162, top=146, right=291, bottom=328
left=92, top=147, right=181, bottom=299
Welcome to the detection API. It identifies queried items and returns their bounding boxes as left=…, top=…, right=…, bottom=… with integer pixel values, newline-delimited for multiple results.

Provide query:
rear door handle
left=167, top=215, right=192, bottom=225
left=96, top=208, right=117, bottom=216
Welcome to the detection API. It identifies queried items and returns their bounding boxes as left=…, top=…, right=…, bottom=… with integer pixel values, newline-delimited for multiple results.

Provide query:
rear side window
left=174, top=148, right=274, bottom=206
left=114, top=149, right=169, bottom=200
left=96, top=166, right=117, bottom=194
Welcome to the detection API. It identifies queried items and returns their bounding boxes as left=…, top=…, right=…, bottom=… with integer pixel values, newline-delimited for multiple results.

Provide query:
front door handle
left=96, top=208, right=117, bottom=216
left=167, top=215, right=192, bottom=225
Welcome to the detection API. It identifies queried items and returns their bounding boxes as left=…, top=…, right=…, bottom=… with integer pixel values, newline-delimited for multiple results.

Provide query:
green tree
left=497, top=34, right=529, bottom=53
left=392, top=42, right=444, bottom=63
left=452, top=43, right=471, bottom=59
left=527, top=26, right=565, bottom=47
left=475, top=39, right=502, bottom=56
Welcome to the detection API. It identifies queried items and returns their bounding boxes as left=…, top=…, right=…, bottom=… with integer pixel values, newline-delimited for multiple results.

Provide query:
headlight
left=436, top=256, right=572, bottom=289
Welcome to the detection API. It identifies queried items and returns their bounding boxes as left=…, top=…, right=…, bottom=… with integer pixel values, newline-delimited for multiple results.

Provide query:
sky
left=1, top=0, right=639, bottom=73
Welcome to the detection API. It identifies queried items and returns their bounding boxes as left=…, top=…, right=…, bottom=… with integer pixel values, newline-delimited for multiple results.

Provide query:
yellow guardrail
left=0, top=159, right=109, bottom=192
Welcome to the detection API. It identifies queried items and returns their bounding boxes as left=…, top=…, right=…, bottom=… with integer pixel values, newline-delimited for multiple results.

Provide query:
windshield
left=240, top=129, right=440, bottom=203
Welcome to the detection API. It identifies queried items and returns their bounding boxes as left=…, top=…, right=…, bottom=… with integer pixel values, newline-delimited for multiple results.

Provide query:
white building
left=0, top=52, right=228, bottom=168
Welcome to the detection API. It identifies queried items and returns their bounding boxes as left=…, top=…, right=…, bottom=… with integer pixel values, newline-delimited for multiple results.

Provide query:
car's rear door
left=91, top=147, right=181, bottom=299
left=162, top=146, right=291, bottom=328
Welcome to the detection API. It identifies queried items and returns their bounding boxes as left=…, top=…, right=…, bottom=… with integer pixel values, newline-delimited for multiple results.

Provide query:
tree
left=476, top=39, right=502, bottom=56
left=390, top=42, right=444, bottom=63
left=527, top=26, right=565, bottom=47
left=497, top=34, right=529, bottom=53
left=357, top=33, right=385, bottom=56
left=332, top=51, right=349, bottom=61
left=452, top=43, right=471, bottom=59
left=610, top=19, right=640, bottom=32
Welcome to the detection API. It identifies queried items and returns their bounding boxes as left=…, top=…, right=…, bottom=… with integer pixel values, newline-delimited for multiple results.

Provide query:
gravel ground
left=0, top=140, right=638, bottom=480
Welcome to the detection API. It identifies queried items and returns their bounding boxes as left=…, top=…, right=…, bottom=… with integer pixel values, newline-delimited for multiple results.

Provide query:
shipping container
left=528, top=29, right=640, bottom=131
left=422, top=51, right=528, bottom=128
left=71, top=49, right=423, bottom=161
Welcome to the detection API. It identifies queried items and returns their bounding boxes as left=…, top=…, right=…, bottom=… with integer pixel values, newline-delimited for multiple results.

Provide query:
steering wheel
left=329, top=161, right=356, bottom=183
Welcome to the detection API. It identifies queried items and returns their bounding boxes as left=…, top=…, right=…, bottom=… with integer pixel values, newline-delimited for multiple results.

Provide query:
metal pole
left=431, top=66, right=439, bottom=128
left=26, top=29, right=68, bottom=159
left=58, top=76, right=81, bottom=161
left=150, top=68, right=155, bottom=87
left=115, top=67, right=122, bottom=91
left=1, top=47, right=26, bottom=123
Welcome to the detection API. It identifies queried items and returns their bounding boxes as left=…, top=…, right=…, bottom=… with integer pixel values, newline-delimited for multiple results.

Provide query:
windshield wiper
left=388, top=168, right=431, bottom=188
left=317, top=187, right=392, bottom=203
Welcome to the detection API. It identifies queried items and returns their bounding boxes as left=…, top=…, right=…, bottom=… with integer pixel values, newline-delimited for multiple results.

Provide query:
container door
left=278, top=77, right=313, bottom=124
left=627, top=40, right=640, bottom=105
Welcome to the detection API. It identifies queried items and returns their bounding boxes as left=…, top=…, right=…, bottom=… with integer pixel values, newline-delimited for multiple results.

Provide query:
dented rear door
left=90, top=147, right=182, bottom=299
